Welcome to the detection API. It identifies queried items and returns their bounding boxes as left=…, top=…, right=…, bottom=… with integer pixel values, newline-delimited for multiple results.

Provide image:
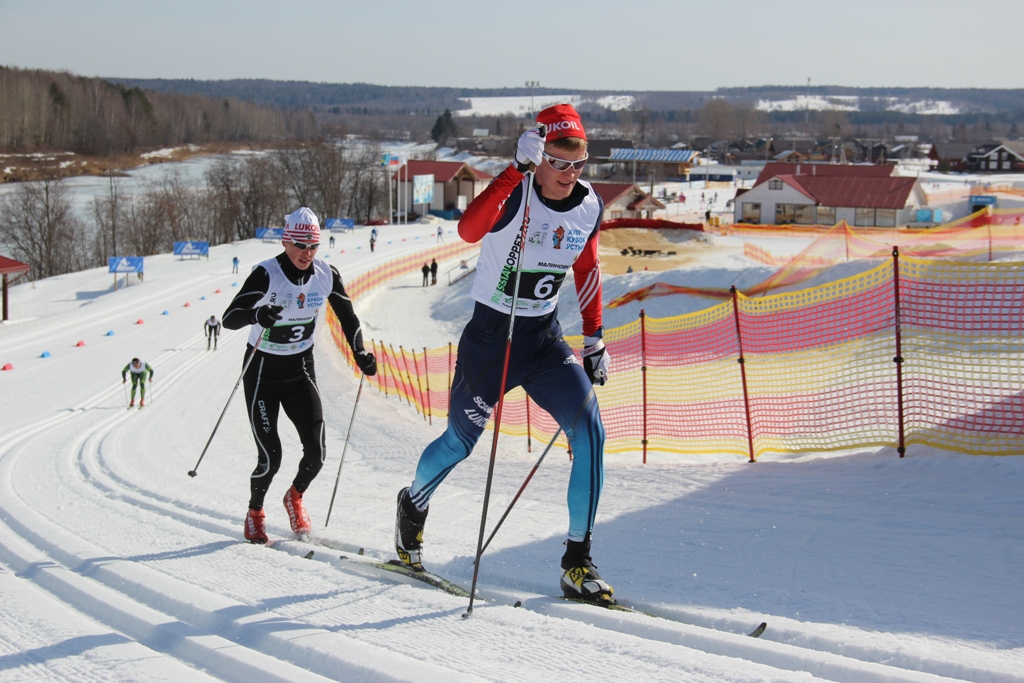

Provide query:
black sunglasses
left=290, top=241, right=320, bottom=251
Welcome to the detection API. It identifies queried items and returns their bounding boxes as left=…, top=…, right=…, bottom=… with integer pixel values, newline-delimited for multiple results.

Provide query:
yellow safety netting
left=329, top=214, right=1024, bottom=460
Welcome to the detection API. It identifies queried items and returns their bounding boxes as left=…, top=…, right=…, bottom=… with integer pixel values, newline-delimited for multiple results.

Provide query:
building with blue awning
left=605, top=148, right=706, bottom=181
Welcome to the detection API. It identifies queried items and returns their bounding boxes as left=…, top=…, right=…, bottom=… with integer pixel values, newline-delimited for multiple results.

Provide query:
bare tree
left=0, top=175, right=91, bottom=279
left=345, top=142, right=389, bottom=223
left=238, top=155, right=289, bottom=238
left=91, top=173, right=127, bottom=259
left=205, top=155, right=288, bottom=240
left=274, top=139, right=350, bottom=218
left=695, top=99, right=736, bottom=141
left=118, top=192, right=163, bottom=256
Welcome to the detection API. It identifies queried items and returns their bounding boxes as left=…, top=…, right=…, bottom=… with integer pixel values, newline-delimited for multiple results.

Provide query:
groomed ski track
left=0, top=228, right=1020, bottom=682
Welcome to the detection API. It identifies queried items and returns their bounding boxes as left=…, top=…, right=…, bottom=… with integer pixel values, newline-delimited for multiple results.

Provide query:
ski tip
left=303, top=550, right=314, bottom=559
left=748, top=622, right=768, bottom=638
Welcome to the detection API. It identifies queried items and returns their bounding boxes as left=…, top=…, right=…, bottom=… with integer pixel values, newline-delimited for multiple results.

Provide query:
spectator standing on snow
left=222, top=207, right=377, bottom=545
left=394, top=104, right=615, bottom=604
left=204, top=315, right=222, bottom=351
left=421, top=262, right=430, bottom=286
left=430, top=259, right=438, bottom=285
left=121, top=358, right=154, bottom=408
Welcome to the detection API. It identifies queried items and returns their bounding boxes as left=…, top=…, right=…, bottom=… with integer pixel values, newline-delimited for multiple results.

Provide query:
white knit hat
left=283, top=207, right=321, bottom=243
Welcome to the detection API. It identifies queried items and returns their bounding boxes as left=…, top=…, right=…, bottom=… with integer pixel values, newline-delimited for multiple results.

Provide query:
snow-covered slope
left=1, top=223, right=1022, bottom=682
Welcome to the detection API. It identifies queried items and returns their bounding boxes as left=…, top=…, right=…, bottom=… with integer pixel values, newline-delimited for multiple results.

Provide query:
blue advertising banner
left=256, top=227, right=284, bottom=240
left=325, top=218, right=355, bottom=231
left=108, top=257, right=144, bottom=273
left=173, top=240, right=210, bottom=257
left=413, top=174, right=434, bottom=205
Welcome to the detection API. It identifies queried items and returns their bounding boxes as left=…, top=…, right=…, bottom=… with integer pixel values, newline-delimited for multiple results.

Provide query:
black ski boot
left=395, top=487, right=428, bottom=571
left=560, top=534, right=615, bottom=604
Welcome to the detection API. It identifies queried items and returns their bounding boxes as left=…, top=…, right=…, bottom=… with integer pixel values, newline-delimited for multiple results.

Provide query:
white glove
left=515, top=126, right=545, bottom=172
left=582, top=336, right=610, bottom=386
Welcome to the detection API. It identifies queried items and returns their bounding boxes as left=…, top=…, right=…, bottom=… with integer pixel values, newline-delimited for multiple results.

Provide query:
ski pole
left=479, top=428, right=562, bottom=557
left=465, top=135, right=543, bottom=616
left=123, top=381, right=129, bottom=405
left=324, top=373, right=365, bottom=527
left=188, top=336, right=263, bottom=478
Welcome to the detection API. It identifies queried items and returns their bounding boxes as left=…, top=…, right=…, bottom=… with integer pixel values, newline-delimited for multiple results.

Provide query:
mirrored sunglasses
left=543, top=152, right=588, bottom=172
left=290, top=241, right=320, bottom=251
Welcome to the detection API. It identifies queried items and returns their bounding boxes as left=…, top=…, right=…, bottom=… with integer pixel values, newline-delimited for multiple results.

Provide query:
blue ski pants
left=409, top=303, right=605, bottom=541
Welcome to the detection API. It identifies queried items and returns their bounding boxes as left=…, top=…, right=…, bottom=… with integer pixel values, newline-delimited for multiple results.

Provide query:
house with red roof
left=735, top=163, right=926, bottom=227
left=392, top=160, right=492, bottom=218
left=588, top=182, right=666, bottom=221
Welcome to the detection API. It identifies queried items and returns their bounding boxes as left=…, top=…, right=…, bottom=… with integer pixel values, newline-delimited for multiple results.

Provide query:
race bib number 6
left=502, top=270, right=565, bottom=301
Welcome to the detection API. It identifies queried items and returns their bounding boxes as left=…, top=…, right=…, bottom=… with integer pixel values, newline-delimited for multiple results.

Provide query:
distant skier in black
left=429, top=259, right=438, bottom=285
left=222, top=207, right=377, bottom=545
left=370, top=236, right=376, bottom=252
left=205, top=315, right=222, bottom=350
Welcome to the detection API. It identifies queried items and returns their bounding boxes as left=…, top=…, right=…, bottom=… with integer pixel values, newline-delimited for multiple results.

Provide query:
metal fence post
left=729, top=286, right=756, bottom=463
left=892, top=247, right=907, bottom=457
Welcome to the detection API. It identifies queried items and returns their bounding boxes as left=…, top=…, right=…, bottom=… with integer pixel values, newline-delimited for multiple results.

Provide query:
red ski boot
left=244, top=508, right=267, bottom=544
left=283, top=485, right=312, bottom=537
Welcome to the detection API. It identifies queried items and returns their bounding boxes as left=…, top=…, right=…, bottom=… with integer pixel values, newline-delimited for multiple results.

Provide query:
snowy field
left=453, top=94, right=635, bottom=118
left=2, top=220, right=1024, bottom=682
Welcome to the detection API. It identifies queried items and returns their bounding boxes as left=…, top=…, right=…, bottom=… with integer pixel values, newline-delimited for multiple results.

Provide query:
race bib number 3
left=267, top=320, right=315, bottom=345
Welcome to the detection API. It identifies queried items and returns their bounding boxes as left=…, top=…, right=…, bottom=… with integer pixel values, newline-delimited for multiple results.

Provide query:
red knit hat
left=536, top=103, right=586, bottom=142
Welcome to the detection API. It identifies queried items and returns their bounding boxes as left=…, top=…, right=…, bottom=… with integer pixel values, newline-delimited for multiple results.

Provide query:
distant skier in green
left=122, top=358, right=154, bottom=407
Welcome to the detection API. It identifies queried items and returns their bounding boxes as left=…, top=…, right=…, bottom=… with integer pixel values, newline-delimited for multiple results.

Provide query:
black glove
left=355, top=350, right=377, bottom=376
left=253, top=304, right=283, bottom=328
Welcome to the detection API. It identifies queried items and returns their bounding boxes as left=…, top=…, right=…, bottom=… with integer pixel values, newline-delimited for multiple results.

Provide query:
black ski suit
left=222, top=253, right=371, bottom=510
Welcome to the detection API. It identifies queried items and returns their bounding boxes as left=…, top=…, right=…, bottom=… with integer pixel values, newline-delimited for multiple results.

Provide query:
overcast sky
left=2, top=0, right=1022, bottom=92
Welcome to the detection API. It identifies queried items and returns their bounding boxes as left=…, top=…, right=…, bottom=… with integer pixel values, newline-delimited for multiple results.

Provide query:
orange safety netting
left=611, top=209, right=1024, bottom=307
left=329, top=229, right=1024, bottom=460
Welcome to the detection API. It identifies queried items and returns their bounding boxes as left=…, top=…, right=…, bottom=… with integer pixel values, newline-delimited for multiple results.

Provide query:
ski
left=366, top=558, right=473, bottom=598
left=333, top=550, right=472, bottom=598
left=289, top=536, right=474, bottom=599
left=554, top=596, right=767, bottom=638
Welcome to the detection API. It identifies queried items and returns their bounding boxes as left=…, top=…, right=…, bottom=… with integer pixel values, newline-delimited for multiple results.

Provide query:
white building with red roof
left=734, top=163, right=926, bottom=227
left=392, top=160, right=492, bottom=218
left=589, top=182, right=666, bottom=221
